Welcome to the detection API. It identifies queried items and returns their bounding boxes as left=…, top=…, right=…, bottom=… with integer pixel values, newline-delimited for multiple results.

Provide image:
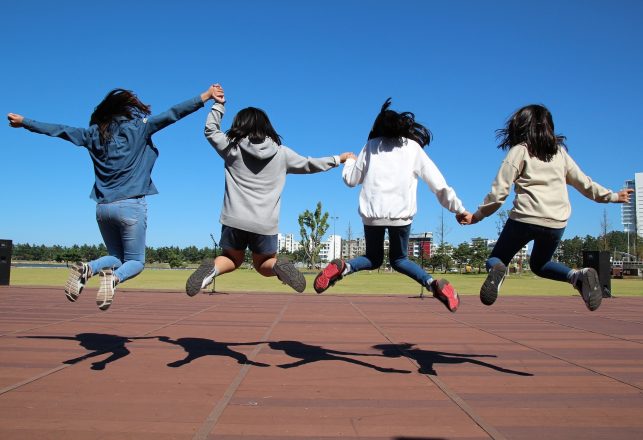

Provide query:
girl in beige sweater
left=460, top=104, right=632, bottom=311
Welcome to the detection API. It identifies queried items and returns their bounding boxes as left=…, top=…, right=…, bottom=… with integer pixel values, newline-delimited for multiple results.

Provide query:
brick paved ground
left=1, top=286, right=642, bottom=439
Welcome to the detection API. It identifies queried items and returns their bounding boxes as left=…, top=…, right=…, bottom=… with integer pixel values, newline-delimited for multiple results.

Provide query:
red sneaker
left=431, top=279, right=459, bottom=312
left=314, top=259, right=346, bottom=294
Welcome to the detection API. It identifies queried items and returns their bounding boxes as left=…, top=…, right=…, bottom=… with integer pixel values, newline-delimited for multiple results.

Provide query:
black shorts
left=219, top=225, right=278, bottom=255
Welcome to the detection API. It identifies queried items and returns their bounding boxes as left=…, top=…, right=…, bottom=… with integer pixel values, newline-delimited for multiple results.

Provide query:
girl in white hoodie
left=314, top=99, right=469, bottom=312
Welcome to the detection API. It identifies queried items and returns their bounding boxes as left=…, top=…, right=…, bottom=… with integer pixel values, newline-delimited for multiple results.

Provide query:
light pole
left=331, top=216, right=339, bottom=260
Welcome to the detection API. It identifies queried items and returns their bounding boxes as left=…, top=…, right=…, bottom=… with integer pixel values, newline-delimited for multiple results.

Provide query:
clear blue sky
left=2, top=0, right=641, bottom=248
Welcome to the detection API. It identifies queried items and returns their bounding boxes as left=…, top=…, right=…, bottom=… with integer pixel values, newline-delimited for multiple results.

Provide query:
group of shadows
left=22, top=333, right=532, bottom=377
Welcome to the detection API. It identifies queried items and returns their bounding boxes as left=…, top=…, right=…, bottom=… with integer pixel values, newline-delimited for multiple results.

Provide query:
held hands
left=339, top=152, right=357, bottom=163
left=616, top=188, right=634, bottom=203
left=456, top=211, right=478, bottom=225
left=7, top=113, right=24, bottom=128
left=201, top=84, right=225, bottom=104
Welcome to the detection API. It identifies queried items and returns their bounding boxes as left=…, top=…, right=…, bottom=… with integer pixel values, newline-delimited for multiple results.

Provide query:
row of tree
left=10, top=201, right=641, bottom=272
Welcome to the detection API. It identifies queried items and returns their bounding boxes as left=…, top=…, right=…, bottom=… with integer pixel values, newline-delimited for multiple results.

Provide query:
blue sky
left=2, top=0, right=641, bottom=248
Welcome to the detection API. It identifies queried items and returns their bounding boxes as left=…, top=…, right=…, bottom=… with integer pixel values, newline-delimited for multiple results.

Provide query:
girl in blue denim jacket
left=7, top=84, right=223, bottom=310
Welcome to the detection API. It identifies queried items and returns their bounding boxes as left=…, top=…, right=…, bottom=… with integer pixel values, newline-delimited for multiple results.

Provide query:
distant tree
left=470, top=240, right=490, bottom=273
left=298, top=202, right=329, bottom=269
left=495, top=209, right=510, bottom=238
left=452, top=242, right=472, bottom=272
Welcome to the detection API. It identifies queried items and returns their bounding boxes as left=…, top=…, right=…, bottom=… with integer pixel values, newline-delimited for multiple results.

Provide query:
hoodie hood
left=237, top=137, right=279, bottom=160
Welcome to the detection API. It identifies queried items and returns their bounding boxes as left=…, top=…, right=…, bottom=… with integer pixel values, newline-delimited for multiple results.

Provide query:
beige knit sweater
left=473, top=144, right=618, bottom=228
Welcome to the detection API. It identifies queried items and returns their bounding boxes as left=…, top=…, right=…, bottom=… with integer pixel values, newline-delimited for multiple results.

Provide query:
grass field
left=7, top=267, right=643, bottom=296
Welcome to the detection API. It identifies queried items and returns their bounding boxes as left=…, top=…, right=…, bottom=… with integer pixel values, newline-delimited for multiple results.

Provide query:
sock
left=568, top=269, right=581, bottom=285
left=201, top=266, right=218, bottom=288
left=342, top=263, right=352, bottom=276
left=425, top=277, right=434, bottom=291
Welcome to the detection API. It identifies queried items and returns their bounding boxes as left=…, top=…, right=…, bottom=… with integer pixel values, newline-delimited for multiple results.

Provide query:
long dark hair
left=496, top=104, right=566, bottom=162
left=89, top=89, right=151, bottom=144
left=226, top=107, right=282, bottom=145
left=368, top=98, right=432, bottom=147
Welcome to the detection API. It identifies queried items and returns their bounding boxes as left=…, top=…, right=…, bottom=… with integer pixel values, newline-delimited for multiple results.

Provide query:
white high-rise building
left=635, top=173, right=643, bottom=238
left=622, top=179, right=636, bottom=234
left=277, top=233, right=301, bottom=254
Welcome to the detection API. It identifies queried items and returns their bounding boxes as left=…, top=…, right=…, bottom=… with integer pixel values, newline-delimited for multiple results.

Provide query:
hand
left=339, top=152, right=356, bottom=163
left=456, top=211, right=477, bottom=225
left=213, top=84, right=225, bottom=104
left=201, top=84, right=224, bottom=103
left=7, top=113, right=24, bottom=128
left=616, top=188, right=634, bottom=203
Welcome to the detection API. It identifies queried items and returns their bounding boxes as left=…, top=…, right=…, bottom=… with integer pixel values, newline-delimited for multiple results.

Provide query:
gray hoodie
left=204, top=103, right=339, bottom=235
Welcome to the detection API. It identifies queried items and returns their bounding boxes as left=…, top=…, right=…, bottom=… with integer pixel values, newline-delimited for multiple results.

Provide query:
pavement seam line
left=349, top=299, right=508, bottom=440
left=192, top=297, right=292, bottom=440
left=0, top=299, right=224, bottom=396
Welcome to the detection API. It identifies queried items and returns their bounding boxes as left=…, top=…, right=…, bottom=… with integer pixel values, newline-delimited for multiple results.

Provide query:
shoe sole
left=64, top=262, right=86, bottom=302
left=581, top=268, right=602, bottom=311
left=96, top=270, right=115, bottom=311
left=432, top=279, right=459, bottom=312
left=314, top=259, right=346, bottom=294
left=186, top=260, right=216, bottom=297
left=274, top=260, right=306, bottom=293
left=480, top=264, right=506, bottom=306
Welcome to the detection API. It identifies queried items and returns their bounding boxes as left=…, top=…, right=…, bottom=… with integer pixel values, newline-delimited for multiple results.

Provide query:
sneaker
left=185, top=259, right=216, bottom=297
left=64, top=262, right=90, bottom=302
left=313, top=259, right=346, bottom=294
left=431, top=279, right=459, bottom=312
left=574, top=267, right=602, bottom=311
left=273, top=259, right=306, bottom=293
left=480, top=263, right=506, bottom=306
left=96, top=269, right=117, bottom=311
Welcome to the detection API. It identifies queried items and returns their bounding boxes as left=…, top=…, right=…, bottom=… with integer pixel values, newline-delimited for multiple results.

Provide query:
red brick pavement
left=1, top=286, right=642, bottom=439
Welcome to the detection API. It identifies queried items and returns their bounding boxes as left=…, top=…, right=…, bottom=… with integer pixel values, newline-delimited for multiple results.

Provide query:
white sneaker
left=65, top=262, right=91, bottom=302
left=97, top=269, right=117, bottom=311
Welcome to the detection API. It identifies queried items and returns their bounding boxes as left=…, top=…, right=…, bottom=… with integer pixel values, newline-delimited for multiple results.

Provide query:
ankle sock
left=341, top=263, right=351, bottom=276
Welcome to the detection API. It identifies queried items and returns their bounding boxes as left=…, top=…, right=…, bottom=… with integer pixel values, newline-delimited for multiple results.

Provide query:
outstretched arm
left=8, top=112, right=90, bottom=147
left=283, top=147, right=340, bottom=174
left=204, top=85, right=230, bottom=157
left=564, top=150, right=622, bottom=203
left=144, top=84, right=219, bottom=134
left=417, top=152, right=466, bottom=214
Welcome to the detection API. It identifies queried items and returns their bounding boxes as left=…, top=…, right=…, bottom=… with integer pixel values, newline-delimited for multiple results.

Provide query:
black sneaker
left=65, top=262, right=90, bottom=302
left=273, top=259, right=306, bottom=293
left=480, top=263, right=506, bottom=306
left=186, top=259, right=216, bottom=297
left=574, top=267, right=602, bottom=311
left=96, top=269, right=117, bottom=311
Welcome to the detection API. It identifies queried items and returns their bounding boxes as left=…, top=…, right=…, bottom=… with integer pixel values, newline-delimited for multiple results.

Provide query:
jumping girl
left=460, top=104, right=632, bottom=311
left=8, top=85, right=221, bottom=310
left=313, top=98, right=468, bottom=312
left=185, top=85, right=353, bottom=295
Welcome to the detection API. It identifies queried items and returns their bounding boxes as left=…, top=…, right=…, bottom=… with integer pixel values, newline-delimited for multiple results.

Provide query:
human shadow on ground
left=268, top=340, right=411, bottom=374
left=372, top=343, right=533, bottom=376
left=157, top=336, right=269, bottom=368
left=22, top=333, right=156, bottom=370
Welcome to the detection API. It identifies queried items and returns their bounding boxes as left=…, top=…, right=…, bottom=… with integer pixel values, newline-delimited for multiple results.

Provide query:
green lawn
left=7, top=267, right=643, bottom=296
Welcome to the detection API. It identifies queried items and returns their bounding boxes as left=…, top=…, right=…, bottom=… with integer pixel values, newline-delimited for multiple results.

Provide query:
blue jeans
left=347, top=224, right=431, bottom=286
left=90, top=197, right=147, bottom=283
left=487, top=218, right=571, bottom=282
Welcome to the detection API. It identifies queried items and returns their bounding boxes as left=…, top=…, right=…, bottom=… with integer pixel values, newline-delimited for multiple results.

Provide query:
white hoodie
left=342, top=137, right=465, bottom=226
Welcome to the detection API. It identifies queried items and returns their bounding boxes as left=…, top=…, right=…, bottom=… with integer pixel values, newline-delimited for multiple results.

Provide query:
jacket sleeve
left=473, top=149, right=523, bottom=220
left=342, top=146, right=366, bottom=187
left=564, top=150, right=618, bottom=203
left=417, top=150, right=465, bottom=214
left=22, top=118, right=90, bottom=147
left=203, top=103, right=231, bottom=158
left=283, top=147, right=338, bottom=174
left=144, top=95, right=204, bottom=134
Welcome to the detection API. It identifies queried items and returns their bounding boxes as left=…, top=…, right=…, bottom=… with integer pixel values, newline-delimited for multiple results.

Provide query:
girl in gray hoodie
left=186, top=85, right=353, bottom=295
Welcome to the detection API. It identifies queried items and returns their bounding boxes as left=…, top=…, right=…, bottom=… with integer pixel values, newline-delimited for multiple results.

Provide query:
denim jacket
left=23, top=95, right=204, bottom=203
